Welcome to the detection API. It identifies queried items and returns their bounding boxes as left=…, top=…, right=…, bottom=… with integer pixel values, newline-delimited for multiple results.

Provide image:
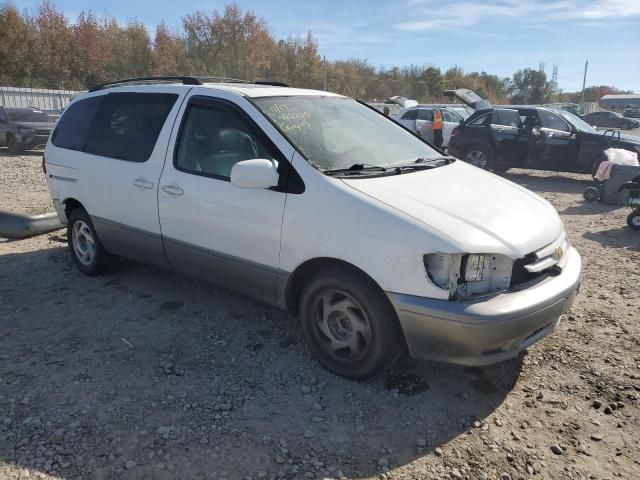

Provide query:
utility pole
left=323, top=55, right=327, bottom=91
left=580, top=60, right=589, bottom=111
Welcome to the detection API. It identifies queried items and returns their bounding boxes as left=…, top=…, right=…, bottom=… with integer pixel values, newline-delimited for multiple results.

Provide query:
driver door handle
left=162, top=185, right=184, bottom=196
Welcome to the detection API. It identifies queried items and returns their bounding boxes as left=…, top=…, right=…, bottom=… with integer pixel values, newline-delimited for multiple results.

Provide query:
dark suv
left=444, top=90, right=640, bottom=174
left=0, top=106, right=56, bottom=153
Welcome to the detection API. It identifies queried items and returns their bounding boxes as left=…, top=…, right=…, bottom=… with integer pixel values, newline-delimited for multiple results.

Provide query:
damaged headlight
left=423, top=253, right=513, bottom=299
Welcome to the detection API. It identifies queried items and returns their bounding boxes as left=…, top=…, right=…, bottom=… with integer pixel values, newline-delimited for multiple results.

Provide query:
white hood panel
left=342, top=161, right=563, bottom=257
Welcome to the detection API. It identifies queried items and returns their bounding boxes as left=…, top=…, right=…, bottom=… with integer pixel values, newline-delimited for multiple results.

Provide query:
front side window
left=253, top=96, right=444, bottom=171
left=175, top=103, right=278, bottom=180
left=84, top=93, right=178, bottom=162
left=537, top=109, right=570, bottom=132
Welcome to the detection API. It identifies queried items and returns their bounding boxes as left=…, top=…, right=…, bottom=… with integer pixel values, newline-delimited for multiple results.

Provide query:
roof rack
left=88, top=76, right=289, bottom=92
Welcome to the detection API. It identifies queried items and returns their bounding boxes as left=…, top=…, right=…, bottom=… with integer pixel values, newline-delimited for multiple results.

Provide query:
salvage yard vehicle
left=445, top=90, right=640, bottom=174
left=44, top=76, right=582, bottom=379
left=0, top=106, right=56, bottom=153
left=581, top=111, right=639, bottom=130
left=392, top=105, right=464, bottom=148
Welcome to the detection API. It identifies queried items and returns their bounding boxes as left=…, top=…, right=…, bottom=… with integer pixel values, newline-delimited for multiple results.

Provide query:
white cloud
left=394, top=0, right=640, bottom=32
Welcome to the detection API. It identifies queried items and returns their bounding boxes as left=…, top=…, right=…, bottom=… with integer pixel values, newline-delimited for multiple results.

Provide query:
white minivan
left=44, top=77, right=581, bottom=379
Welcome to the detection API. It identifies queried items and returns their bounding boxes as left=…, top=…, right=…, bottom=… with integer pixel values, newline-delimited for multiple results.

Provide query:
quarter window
left=84, top=93, right=178, bottom=162
left=52, top=96, right=103, bottom=151
left=175, top=103, right=278, bottom=180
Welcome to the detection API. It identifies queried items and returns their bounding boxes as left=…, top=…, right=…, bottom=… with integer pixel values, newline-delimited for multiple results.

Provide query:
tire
left=67, top=208, right=111, bottom=275
left=298, top=266, right=404, bottom=380
left=627, top=210, right=640, bottom=231
left=7, top=135, right=23, bottom=154
left=462, top=144, right=494, bottom=171
left=583, top=187, right=600, bottom=202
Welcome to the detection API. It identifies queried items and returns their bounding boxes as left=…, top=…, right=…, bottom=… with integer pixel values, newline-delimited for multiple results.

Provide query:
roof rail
left=88, top=76, right=202, bottom=92
left=88, top=76, right=290, bottom=92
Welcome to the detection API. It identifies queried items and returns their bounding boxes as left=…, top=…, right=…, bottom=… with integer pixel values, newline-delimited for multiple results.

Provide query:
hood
left=618, top=133, right=640, bottom=147
left=341, top=161, right=563, bottom=257
left=16, top=121, right=56, bottom=131
left=443, top=89, right=491, bottom=110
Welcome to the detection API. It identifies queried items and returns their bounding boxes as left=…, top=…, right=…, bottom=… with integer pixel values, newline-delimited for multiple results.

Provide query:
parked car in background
left=623, top=106, right=640, bottom=118
left=0, top=106, right=56, bottom=153
left=446, top=90, right=640, bottom=174
left=44, top=76, right=581, bottom=379
left=581, top=111, right=639, bottom=130
left=393, top=105, right=464, bottom=147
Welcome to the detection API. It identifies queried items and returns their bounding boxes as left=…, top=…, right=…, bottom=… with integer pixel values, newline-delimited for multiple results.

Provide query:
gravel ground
left=1, top=147, right=639, bottom=480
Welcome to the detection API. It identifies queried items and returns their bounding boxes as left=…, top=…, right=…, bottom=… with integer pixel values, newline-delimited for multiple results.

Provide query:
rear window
left=84, top=93, right=178, bottom=162
left=52, top=97, right=103, bottom=151
left=7, top=108, right=51, bottom=123
left=52, top=93, right=178, bottom=162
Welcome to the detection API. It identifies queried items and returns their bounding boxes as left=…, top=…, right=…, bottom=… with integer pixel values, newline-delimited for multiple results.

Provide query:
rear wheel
left=298, top=267, right=404, bottom=380
left=67, top=208, right=111, bottom=275
left=627, top=210, right=640, bottom=231
left=583, top=187, right=600, bottom=202
left=463, top=145, right=494, bottom=171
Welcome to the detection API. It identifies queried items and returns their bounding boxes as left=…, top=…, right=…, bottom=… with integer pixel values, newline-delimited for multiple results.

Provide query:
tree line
left=0, top=1, right=631, bottom=104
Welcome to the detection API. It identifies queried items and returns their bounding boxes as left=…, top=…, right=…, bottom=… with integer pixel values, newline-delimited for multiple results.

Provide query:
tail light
left=41, top=155, right=47, bottom=174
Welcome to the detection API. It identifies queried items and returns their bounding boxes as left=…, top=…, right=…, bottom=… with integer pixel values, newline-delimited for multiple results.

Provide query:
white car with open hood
left=44, top=77, right=581, bottom=379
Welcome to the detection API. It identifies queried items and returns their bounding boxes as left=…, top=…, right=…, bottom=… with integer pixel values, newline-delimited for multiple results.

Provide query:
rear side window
left=401, top=109, right=417, bottom=120
left=492, top=109, right=522, bottom=128
left=52, top=97, right=103, bottom=151
left=417, top=109, right=434, bottom=121
left=84, top=93, right=178, bottom=162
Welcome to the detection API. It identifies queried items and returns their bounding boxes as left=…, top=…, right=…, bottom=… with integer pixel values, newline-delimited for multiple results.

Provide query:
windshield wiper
left=324, top=163, right=389, bottom=176
left=392, top=156, right=454, bottom=172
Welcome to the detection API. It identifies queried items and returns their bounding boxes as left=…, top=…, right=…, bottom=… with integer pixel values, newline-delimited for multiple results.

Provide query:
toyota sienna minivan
left=44, top=77, right=581, bottom=379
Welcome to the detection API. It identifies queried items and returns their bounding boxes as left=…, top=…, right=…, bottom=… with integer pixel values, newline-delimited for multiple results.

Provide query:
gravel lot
left=1, top=148, right=639, bottom=480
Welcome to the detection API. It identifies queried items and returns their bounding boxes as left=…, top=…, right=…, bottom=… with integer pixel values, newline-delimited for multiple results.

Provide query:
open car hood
left=443, top=89, right=491, bottom=110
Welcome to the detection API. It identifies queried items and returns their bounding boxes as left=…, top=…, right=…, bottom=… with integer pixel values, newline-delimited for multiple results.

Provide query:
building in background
left=600, top=94, right=640, bottom=113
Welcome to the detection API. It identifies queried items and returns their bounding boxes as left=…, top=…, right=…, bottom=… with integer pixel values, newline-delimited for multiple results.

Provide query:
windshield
left=6, top=108, right=52, bottom=123
left=553, top=109, right=598, bottom=133
left=253, top=96, right=445, bottom=171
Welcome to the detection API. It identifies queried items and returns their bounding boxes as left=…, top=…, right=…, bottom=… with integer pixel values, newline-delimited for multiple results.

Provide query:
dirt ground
left=1, top=148, right=639, bottom=480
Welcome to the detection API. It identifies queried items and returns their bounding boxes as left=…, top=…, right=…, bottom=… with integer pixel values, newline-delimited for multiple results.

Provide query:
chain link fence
left=0, top=86, right=82, bottom=112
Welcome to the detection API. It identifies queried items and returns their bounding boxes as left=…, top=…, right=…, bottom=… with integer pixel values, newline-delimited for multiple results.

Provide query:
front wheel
left=67, top=208, right=111, bottom=275
left=627, top=210, right=640, bottom=231
left=299, top=267, right=404, bottom=380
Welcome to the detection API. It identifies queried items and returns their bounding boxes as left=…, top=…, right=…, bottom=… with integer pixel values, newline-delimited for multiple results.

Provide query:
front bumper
left=387, top=246, right=581, bottom=366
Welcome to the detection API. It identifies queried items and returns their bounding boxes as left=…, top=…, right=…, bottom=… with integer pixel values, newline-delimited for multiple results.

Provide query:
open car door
left=442, top=89, right=491, bottom=111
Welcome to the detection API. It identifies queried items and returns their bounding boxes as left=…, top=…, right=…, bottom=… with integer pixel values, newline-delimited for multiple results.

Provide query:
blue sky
left=17, top=0, right=640, bottom=92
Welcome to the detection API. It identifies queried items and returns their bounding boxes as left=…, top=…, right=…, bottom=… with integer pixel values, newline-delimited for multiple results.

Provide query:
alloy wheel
left=466, top=150, right=488, bottom=169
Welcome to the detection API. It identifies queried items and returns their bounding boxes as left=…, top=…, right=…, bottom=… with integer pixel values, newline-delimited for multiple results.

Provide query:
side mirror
left=230, top=159, right=279, bottom=190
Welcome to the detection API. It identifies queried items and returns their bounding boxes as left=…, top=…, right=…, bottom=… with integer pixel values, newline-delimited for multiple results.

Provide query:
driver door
left=536, top=109, right=579, bottom=171
left=157, top=90, right=295, bottom=305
